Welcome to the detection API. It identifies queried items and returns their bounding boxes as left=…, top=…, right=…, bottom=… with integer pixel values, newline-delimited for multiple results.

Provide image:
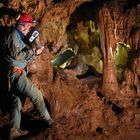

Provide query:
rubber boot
left=9, top=128, right=28, bottom=140
left=44, top=118, right=55, bottom=128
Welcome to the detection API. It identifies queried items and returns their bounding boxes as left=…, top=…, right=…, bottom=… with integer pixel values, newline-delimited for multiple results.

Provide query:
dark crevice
left=96, top=127, right=103, bottom=134
left=76, top=66, right=102, bottom=79
left=127, top=48, right=140, bottom=70
left=96, top=91, right=124, bottom=115
left=0, top=7, right=17, bottom=18
left=122, top=0, right=140, bottom=11
left=69, top=1, right=99, bottom=25
left=0, top=0, right=9, bottom=6
left=135, top=100, right=140, bottom=108
left=111, top=103, right=124, bottom=114
left=53, top=0, right=63, bottom=4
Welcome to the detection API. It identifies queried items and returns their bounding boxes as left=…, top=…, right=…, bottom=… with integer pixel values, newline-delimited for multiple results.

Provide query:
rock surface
left=0, top=0, right=140, bottom=139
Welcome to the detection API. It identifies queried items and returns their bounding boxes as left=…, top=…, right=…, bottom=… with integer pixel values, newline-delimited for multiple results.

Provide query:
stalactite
left=99, top=6, right=119, bottom=98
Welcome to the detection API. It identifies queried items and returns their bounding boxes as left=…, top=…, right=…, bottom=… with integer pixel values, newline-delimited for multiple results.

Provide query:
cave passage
left=51, top=1, right=104, bottom=83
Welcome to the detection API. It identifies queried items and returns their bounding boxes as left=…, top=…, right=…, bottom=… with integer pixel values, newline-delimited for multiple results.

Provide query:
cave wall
left=0, top=0, right=140, bottom=120
left=98, top=1, right=140, bottom=98
left=1, top=0, right=140, bottom=140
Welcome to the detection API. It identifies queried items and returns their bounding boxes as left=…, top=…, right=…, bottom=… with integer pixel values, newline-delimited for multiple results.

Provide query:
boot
left=9, top=128, right=28, bottom=140
left=44, top=118, right=55, bottom=128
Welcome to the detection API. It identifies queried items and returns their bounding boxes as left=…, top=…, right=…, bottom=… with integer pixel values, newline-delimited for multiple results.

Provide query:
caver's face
left=17, top=23, right=33, bottom=36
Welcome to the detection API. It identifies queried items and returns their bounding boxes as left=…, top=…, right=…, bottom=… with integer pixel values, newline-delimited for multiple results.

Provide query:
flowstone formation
left=0, top=0, right=140, bottom=140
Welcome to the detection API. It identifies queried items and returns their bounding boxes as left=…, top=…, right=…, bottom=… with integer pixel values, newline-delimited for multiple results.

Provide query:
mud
left=0, top=0, right=140, bottom=140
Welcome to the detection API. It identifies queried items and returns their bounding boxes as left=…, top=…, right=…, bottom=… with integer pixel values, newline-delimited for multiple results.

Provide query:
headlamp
left=25, top=27, right=39, bottom=43
left=29, top=30, right=39, bottom=43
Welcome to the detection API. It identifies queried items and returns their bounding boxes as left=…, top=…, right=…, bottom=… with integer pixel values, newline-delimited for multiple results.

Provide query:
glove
left=34, top=46, right=44, bottom=56
left=34, top=36, right=43, bottom=49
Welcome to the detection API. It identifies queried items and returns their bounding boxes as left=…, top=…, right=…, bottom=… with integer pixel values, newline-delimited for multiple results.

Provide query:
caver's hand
left=35, top=46, right=44, bottom=56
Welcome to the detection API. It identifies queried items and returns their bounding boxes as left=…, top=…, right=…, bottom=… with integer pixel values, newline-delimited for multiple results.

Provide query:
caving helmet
left=16, top=12, right=35, bottom=27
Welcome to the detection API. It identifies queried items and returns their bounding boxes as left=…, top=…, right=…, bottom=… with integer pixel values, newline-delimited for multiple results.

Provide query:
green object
left=114, top=43, right=130, bottom=68
left=114, top=42, right=131, bottom=82
left=83, top=46, right=103, bottom=74
left=52, top=48, right=76, bottom=67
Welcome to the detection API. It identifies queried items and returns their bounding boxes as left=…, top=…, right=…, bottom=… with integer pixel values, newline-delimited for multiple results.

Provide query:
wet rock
left=0, top=0, right=140, bottom=140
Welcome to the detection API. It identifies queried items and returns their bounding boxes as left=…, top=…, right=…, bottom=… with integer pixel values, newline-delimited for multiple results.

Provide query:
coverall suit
left=1, top=27, right=51, bottom=129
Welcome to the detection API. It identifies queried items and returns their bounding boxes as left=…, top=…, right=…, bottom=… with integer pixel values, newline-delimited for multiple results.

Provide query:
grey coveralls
left=1, top=28, right=51, bottom=129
